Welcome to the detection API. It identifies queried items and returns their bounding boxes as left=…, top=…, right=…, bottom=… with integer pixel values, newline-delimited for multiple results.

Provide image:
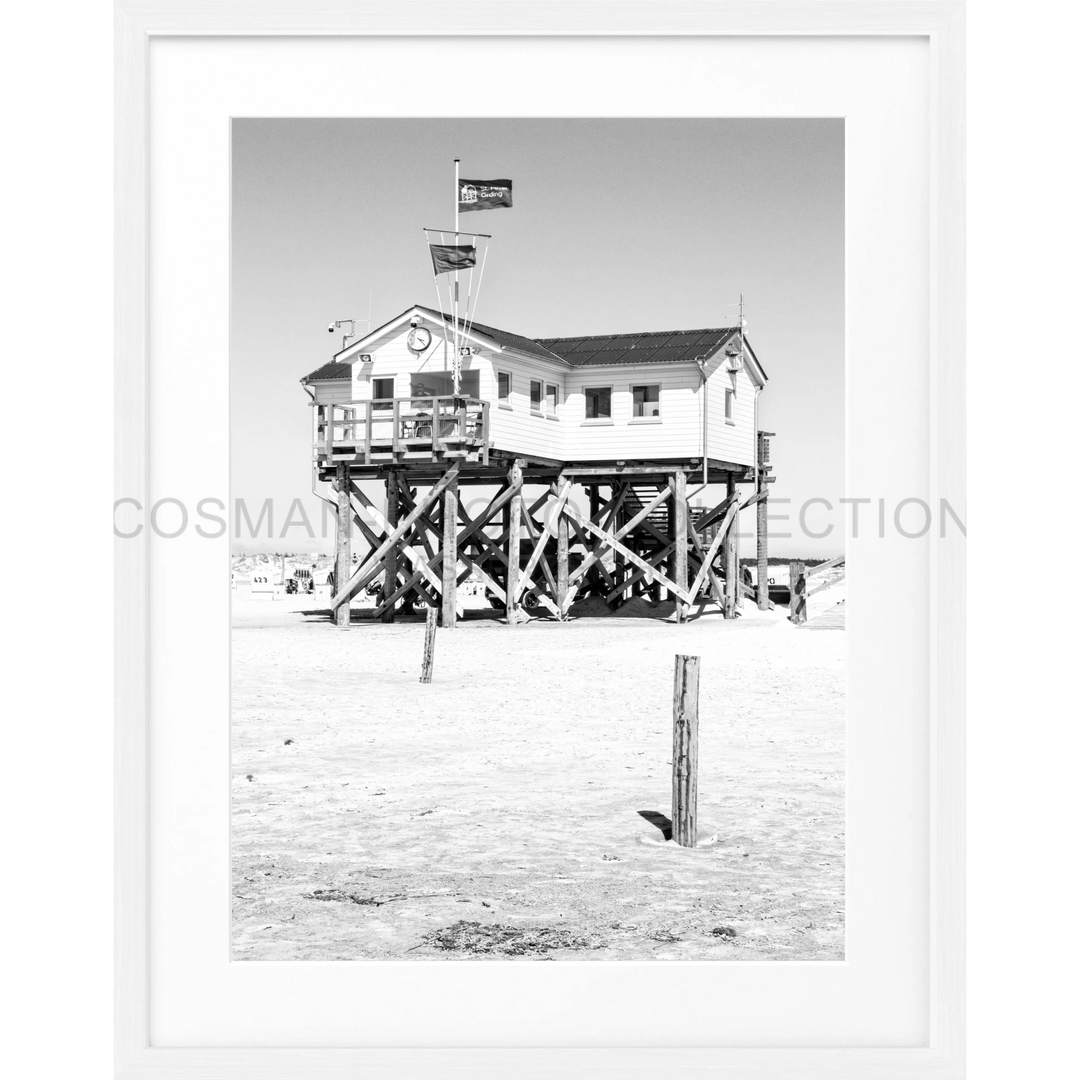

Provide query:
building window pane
left=585, top=387, right=612, bottom=419
left=372, top=377, right=395, bottom=410
left=530, top=380, right=542, bottom=411
left=497, top=371, right=511, bottom=402
left=410, top=371, right=480, bottom=398
left=545, top=383, right=558, bottom=414
left=724, top=388, right=734, bottom=420
left=632, top=384, right=660, bottom=418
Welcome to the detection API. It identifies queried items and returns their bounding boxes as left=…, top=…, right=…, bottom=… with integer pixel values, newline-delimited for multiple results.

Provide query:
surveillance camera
left=409, top=316, right=421, bottom=328
left=328, top=323, right=336, bottom=333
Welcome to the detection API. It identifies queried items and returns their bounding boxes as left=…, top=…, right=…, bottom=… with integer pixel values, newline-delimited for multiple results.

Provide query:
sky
left=232, top=118, right=844, bottom=555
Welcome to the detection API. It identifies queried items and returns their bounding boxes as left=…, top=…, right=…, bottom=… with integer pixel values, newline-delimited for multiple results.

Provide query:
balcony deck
left=314, top=396, right=490, bottom=468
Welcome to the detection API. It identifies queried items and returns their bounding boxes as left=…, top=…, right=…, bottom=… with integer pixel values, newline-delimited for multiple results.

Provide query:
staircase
left=619, top=484, right=670, bottom=547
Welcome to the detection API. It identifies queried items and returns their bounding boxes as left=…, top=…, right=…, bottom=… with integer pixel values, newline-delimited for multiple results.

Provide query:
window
left=724, top=388, right=735, bottom=423
left=372, top=377, right=395, bottom=410
left=530, top=380, right=543, bottom=413
left=409, top=371, right=480, bottom=398
left=545, top=383, right=559, bottom=418
left=497, top=371, right=512, bottom=406
left=632, top=384, right=661, bottom=418
left=584, top=386, right=612, bottom=420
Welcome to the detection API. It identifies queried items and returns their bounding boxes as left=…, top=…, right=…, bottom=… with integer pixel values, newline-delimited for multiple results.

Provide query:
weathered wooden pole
left=334, top=462, right=351, bottom=629
left=724, top=474, right=738, bottom=619
left=506, top=459, right=523, bottom=626
left=440, top=471, right=459, bottom=629
left=673, top=472, right=688, bottom=622
left=756, top=431, right=771, bottom=610
left=671, top=654, right=700, bottom=847
left=789, top=559, right=807, bottom=625
left=556, top=475, right=570, bottom=611
left=419, top=606, right=437, bottom=683
left=756, top=492, right=769, bottom=610
left=380, top=470, right=400, bottom=623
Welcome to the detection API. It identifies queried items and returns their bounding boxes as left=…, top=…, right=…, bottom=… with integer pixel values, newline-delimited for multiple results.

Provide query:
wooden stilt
left=556, top=475, right=570, bottom=611
left=673, top=472, right=688, bottom=622
left=756, top=431, right=771, bottom=610
left=440, top=472, right=458, bottom=629
left=507, top=459, right=523, bottom=626
left=334, top=462, right=351, bottom=628
left=724, top=473, right=738, bottom=619
left=671, top=654, right=700, bottom=847
left=380, top=470, right=400, bottom=623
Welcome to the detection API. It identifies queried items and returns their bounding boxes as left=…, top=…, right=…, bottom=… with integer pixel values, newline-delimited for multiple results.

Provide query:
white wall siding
left=485, top=351, right=565, bottom=460
left=705, top=360, right=757, bottom=467
left=562, top=363, right=703, bottom=461
left=308, top=380, right=352, bottom=405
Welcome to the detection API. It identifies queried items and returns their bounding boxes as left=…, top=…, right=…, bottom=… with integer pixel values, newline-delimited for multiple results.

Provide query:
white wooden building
left=301, top=304, right=767, bottom=470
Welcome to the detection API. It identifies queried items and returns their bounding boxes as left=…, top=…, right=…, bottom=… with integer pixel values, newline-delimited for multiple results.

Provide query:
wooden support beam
left=507, top=459, right=523, bottom=626
left=569, top=484, right=669, bottom=587
left=334, top=462, right=351, bottom=628
left=557, top=476, right=570, bottom=611
left=516, top=482, right=571, bottom=605
left=686, top=494, right=741, bottom=607
left=563, top=503, right=693, bottom=604
left=789, top=560, right=808, bottom=625
left=380, top=470, right=400, bottom=622
left=724, top=474, right=738, bottom=619
left=330, top=463, right=459, bottom=610
left=351, top=481, right=449, bottom=613
left=671, top=654, right=700, bottom=847
left=440, top=475, right=459, bottom=629
left=372, top=478, right=523, bottom=616
left=604, top=543, right=675, bottom=604
left=518, top=503, right=563, bottom=614
left=806, top=577, right=844, bottom=599
left=756, top=433, right=770, bottom=610
left=686, top=517, right=727, bottom=606
left=806, top=554, right=847, bottom=577
left=673, top=472, right=688, bottom=622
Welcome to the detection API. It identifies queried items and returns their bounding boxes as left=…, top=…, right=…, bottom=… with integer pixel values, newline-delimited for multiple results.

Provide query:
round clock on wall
left=407, top=326, right=432, bottom=353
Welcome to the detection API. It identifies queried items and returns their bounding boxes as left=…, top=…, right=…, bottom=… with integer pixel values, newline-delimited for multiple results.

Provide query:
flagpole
left=453, top=158, right=461, bottom=395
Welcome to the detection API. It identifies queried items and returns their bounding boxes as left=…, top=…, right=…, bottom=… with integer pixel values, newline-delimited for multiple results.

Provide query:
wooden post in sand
left=789, top=559, right=807, bottom=625
left=420, top=606, right=437, bottom=683
left=334, top=461, right=351, bottom=629
left=672, top=654, right=700, bottom=847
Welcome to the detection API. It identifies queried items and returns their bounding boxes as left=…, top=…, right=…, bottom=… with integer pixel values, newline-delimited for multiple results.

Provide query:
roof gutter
left=687, top=357, right=710, bottom=500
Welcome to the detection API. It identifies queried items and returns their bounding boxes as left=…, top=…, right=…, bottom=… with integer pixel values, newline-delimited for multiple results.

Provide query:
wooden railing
left=313, top=396, right=490, bottom=465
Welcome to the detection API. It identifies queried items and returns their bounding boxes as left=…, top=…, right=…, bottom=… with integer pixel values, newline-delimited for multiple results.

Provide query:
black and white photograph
left=230, top=118, right=846, bottom=961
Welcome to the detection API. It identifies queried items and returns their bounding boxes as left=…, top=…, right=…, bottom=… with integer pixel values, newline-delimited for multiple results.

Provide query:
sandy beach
left=232, top=590, right=845, bottom=961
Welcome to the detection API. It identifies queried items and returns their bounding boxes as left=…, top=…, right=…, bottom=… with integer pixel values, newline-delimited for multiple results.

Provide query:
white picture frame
left=115, top=2, right=964, bottom=1076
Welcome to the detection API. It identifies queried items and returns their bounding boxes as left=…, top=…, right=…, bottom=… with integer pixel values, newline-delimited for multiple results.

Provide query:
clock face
left=407, top=327, right=432, bottom=352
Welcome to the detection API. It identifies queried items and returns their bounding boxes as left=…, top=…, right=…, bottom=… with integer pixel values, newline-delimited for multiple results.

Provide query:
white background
left=149, top=31, right=927, bottom=1049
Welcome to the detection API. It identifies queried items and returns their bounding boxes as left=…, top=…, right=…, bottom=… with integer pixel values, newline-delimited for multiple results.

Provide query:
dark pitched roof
left=413, top=305, right=567, bottom=365
left=536, top=326, right=742, bottom=368
left=301, top=305, right=762, bottom=382
left=301, top=361, right=352, bottom=383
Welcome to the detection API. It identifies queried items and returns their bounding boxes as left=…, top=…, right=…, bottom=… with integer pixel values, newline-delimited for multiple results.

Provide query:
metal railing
left=313, top=396, right=490, bottom=464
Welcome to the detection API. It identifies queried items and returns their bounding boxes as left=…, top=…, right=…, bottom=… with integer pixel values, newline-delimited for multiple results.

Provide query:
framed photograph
left=116, top=2, right=964, bottom=1076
